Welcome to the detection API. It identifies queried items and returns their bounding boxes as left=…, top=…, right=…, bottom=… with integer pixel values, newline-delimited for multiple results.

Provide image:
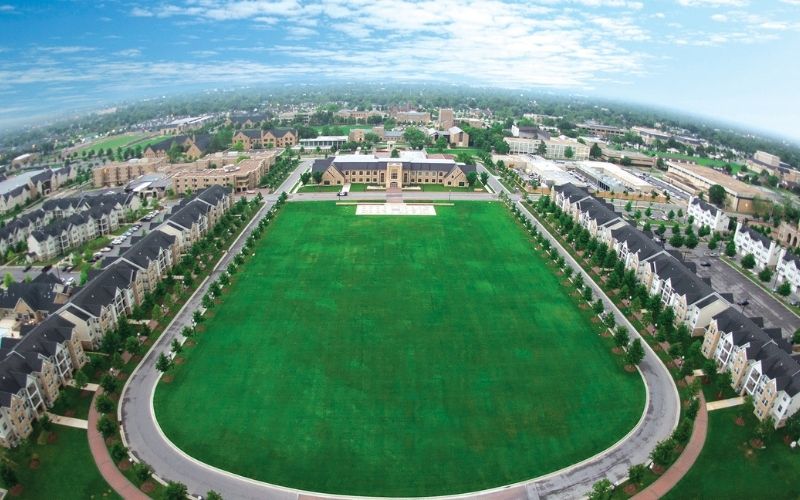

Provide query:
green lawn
left=417, top=183, right=485, bottom=192
left=652, top=152, right=744, bottom=170
left=79, top=133, right=146, bottom=155
left=667, top=407, right=800, bottom=499
left=3, top=426, right=116, bottom=499
left=47, top=386, right=93, bottom=420
left=298, top=183, right=370, bottom=193
left=154, top=202, right=645, bottom=496
left=425, top=147, right=484, bottom=156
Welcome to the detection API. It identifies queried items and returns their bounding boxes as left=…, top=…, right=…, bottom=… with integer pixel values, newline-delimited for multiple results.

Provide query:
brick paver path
left=632, top=393, right=708, bottom=500
left=87, top=388, right=150, bottom=500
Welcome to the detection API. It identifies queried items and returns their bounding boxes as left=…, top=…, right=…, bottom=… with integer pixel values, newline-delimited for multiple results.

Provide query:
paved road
left=120, top=164, right=679, bottom=500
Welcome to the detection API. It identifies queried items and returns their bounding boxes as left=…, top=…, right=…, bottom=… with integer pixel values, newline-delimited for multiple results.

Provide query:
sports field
left=154, top=202, right=645, bottom=496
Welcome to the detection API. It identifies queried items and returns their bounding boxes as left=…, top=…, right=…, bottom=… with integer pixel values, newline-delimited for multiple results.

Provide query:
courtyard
left=153, top=201, right=645, bottom=497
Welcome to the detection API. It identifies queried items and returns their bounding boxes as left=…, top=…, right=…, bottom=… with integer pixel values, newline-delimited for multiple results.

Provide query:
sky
left=0, top=0, right=799, bottom=141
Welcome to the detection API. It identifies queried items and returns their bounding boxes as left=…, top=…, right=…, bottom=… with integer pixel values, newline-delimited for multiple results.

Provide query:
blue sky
left=0, top=0, right=799, bottom=141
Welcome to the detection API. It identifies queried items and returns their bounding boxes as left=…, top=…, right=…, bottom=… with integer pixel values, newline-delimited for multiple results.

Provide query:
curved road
left=119, top=164, right=680, bottom=499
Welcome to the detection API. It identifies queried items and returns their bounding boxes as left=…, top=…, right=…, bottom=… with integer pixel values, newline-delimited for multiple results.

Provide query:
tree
left=390, top=148, right=400, bottom=158
left=625, top=338, right=645, bottom=366
left=156, top=352, right=173, bottom=373
left=669, top=233, right=684, bottom=248
left=132, top=462, right=152, bottom=483
left=537, top=141, right=547, bottom=156
left=99, top=374, right=118, bottom=394
left=80, top=268, right=89, bottom=286
left=164, top=481, right=189, bottom=500
left=311, top=170, right=323, bottom=185
left=480, top=171, right=489, bottom=185
left=466, top=171, right=478, bottom=186
left=793, top=328, right=800, bottom=345
left=2, top=272, right=13, bottom=288
left=97, top=414, right=116, bottom=438
left=758, top=267, right=773, bottom=282
left=628, top=464, right=646, bottom=485
left=778, top=281, right=792, bottom=297
left=588, top=479, right=613, bottom=500
left=0, top=463, right=18, bottom=488
left=741, top=253, right=756, bottom=270
left=74, top=369, right=88, bottom=389
left=624, top=201, right=632, bottom=212
left=110, top=442, right=128, bottom=463
left=725, top=240, right=737, bottom=257
left=95, top=394, right=114, bottom=414
left=300, top=172, right=311, bottom=184
left=589, top=142, right=602, bottom=159
left=685, top=231, right=698, bottom=249
left=402, top=127, right=427, bottom=150
left=125, top=336, right=141, bottom=355
left=708, top=184, right=727, bottom=206
left=564, top=146, right=575, bottom=159
left=592, top=299, right=605, bottom=315
left=206, top=491, right=223, bottom=500
left=170, top=338, right=182, bottom=354
left=650, top=438, right=676, bottom=466
left=582, top=286, right=593, bottom=302
left=614, top=327, right=630, bottom=348
left=668, top=209, right=675, bottom=220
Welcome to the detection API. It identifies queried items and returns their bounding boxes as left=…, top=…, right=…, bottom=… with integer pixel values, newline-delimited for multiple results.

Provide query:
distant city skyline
left=0, top=0, right=799, bottom=142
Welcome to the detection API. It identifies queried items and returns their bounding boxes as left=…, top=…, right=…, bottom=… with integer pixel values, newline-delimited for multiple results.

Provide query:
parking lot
left=681, top=247, right=800, bottom=337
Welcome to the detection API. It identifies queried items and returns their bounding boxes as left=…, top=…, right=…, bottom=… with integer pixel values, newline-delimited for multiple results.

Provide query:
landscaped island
left=154, top=202, right=645, bottom=496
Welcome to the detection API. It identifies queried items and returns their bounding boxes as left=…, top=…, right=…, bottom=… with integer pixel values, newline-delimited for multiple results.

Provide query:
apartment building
left=733, top=222, right=780, bottom=269
left=687, top=195, right=730, bottom=232
left=0, top=168, right=76, bottom=213
left=26, top=195, right=135, bottom=260
left=0, top=273, right=72, bottom=331
left=0, top=314, right=87, bottom=447
left=609, top=224, right=668, bottom=280
left=775, top=251, right=800, bottom=293
left=143, top=135, right=212, bottom=160
left=702, top=307, right=800, bottom=427
left=311, top=151, right=476, bottom=189
left=93, top=158, right=165, bottom=187
left=171, top=151, right=278, bottom=194
left=641, top=253, right=728, bottom=333
left=631, top=126, right=672, bottom=146
left=231, top=129, right=298, bottom=150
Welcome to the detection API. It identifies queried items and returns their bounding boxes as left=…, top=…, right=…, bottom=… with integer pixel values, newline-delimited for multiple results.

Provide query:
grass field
left=5, top=427, right=116, bottom=499
left=48, top=387, right=93, bottom=420
left=666, top=407, right=800, bottom=499
left=425, top=147, right=484, bottom=156
left=154, top=202, right=645, bottom=496
left=652, top=151, right=744, bottom=171
left=79, top=133, right=146, bottom=154
left=298, top=183, right=370, bottom=193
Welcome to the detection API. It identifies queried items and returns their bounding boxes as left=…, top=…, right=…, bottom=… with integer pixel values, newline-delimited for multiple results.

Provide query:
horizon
left=1, top=1, right=799, bottom=143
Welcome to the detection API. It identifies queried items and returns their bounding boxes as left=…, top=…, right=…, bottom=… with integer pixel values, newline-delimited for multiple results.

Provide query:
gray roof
left=611, top=224, right=664, bottom=261
left=650, top=253, right=716, bottom=305
left=554, top=183, right=591, bottom=204
left=575, top=197, right=620, bottom=227
left=690, top=196, right=722, bottom=215
left=739, top=224, right=773, bottom=249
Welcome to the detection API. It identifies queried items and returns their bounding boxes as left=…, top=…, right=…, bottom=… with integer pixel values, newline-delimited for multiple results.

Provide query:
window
left=391, top=172, right=398, bottom=180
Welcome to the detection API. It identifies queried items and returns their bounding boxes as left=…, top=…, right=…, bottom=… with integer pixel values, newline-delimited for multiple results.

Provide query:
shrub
left=95, top=394, right=114, bottom=414
left=97, top=415, right=117, bottom=438
left=132, top=462, right=152, bottom=483
left=110, top=442, right=128, bottom=463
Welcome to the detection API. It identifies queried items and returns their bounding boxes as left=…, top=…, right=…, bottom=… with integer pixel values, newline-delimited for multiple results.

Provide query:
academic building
left=311, top=151, right=476, bottom=189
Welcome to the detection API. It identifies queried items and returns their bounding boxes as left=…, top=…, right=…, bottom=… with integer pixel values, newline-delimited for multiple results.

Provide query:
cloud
left=36, top=46, right=96, bottom=54
left=0, top=4, right=14, bottom=12
left=677, top=0, right=748, bottom=6
left=114, top=49, right=142, bottom=57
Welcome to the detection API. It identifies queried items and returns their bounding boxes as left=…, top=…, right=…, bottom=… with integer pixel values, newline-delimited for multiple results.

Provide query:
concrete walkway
left=45, top=411, right=88, bottom=429
left=632, top=393, right=708, bottom=500
left=67, top=380, right=99, bottom=391
left=707, top=396, right=745, bottom=411
left=88, top=387, right=150, bottom=500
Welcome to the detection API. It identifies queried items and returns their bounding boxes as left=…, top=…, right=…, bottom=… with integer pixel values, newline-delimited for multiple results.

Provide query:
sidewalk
left=707, top=396, right=744, bottom=411
left=632, top=393, right=708, bottom=499
left=45, top=412, right=88, bottom=429
left=87, top=388, right=150, bottom=500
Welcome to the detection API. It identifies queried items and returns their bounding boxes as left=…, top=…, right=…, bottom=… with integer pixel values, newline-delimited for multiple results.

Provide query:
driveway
left=119, top=163, right=679, bottom=500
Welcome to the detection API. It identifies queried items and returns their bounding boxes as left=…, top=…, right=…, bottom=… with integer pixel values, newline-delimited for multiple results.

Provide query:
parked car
left=700, top=262, right=711, bottom=267
left=100, top=247, right=112, bottom=253
left=65, top=277, right=75, bottom=286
